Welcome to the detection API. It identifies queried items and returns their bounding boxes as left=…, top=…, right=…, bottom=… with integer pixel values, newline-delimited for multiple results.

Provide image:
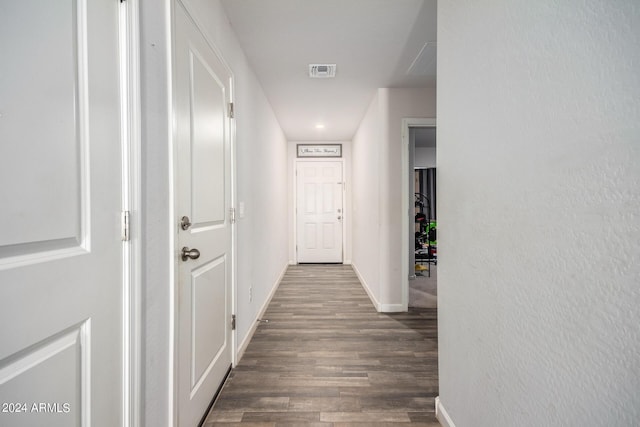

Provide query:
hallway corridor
left=204, top=265, right=439, bottom=426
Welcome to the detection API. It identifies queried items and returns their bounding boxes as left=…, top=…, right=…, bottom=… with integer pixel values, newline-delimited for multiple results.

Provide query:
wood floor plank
left=204, top=264, right=439, bottom=426
left=320, top=411, right=411, bottom=423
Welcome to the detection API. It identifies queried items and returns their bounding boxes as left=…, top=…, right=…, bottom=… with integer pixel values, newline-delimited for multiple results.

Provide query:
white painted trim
left=401, top=118, right=436, bottom=312
left=119, top=0, right=142, bottom=425
left=293, top=158, right=346, bottom=264
left=77, top=0, right=90, bottom=256
left=342, top=163, right=347, bottom=265
left=380, top=303, right=406, bottom=312
left=354, top=260, right=403, bottom=313
left=167, top=0, right=177, bottom=425
left=352, top=263, right=381, bottom=312
left=81, top=319, right=91, bottom=426
left=230, top=74, right=238, bottom=369
left=236, top=262, right=288, bottom=362
left=435, top=396, right=456, bottom=427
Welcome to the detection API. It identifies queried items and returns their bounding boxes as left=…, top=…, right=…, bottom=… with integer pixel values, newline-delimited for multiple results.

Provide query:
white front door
left=174, top=2, right=234, bottom=426
left=296, top=160, right=344, bottom=263
left=0, top=1, right=124, bottom=426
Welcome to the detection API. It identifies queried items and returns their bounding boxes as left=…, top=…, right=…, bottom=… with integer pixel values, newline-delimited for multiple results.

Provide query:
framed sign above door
left=297, top=144, right=342, bottom=158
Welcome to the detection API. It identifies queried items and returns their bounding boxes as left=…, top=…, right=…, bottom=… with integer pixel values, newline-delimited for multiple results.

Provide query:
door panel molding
left=0, top=0, right=90, bottom=265
left=0, top=321, right=90, bottom=427
left=189, top=255, right=228, bottom=394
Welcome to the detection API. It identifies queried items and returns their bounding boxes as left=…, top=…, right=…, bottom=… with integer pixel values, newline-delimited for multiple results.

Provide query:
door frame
left=119, top=0, right=142, bottom=426
left=293, top=158, right=346, bottom=264
left=401, top=118, right=436, bottom=311
left=169, top=0, right=238, bottom=423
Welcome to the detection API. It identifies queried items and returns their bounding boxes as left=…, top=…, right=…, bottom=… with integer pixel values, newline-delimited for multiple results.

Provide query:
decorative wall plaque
left=297, top=144, right=342, bottom=158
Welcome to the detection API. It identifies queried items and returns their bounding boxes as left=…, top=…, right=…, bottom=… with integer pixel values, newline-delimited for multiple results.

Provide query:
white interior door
left=296, top=160, right=344, bottom=263
left=174, top=3, right=234, bottom=426
left=0, top=1, right=124, bottom=426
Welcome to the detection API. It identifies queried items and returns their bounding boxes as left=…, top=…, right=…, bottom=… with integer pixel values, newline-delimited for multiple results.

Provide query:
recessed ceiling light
left=315, top=124, right=325, bottom=129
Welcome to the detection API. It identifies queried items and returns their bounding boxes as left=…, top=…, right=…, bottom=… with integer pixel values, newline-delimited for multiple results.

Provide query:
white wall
left=351, top=92, right=383, bottom=305
left=139, top=2, right=173, bottom=424
left=352, top=88, right=436, bottom=310
left=140, top=1, right=288, bottom=425
left=437, top=1, right=640, bottom=426
left=287, top=141, right=352, bottom=264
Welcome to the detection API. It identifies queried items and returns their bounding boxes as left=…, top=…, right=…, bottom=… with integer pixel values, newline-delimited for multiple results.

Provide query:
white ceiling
left=221, top=0, right=437, bottom=141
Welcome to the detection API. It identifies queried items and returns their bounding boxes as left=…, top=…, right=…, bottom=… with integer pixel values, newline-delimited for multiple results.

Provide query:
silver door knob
left=181, top=247, right=200, bottom=261
left=180, top=216, right=192, bottom=230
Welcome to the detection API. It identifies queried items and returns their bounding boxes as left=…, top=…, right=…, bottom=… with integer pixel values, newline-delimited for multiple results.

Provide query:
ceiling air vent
left=309, top=64, right=336, bottom=78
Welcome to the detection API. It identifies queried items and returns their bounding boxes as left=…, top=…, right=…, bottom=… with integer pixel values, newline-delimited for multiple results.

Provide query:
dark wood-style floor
left=203, top=264, right=439, bottom=426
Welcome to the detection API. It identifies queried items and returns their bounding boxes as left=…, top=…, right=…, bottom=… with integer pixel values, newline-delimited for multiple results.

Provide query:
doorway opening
left=412, top=165, right=437, bottom=307
left=401, top=118, right=436, bottom=310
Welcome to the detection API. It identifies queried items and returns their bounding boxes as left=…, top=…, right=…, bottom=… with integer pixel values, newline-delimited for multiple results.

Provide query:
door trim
left=119, top=1, right=142, bottom=426
left=293, top=158, right=345, bottom=264
left=401, top=118, right=436, bottom=311
left=169, top=1, right=237, bottom=424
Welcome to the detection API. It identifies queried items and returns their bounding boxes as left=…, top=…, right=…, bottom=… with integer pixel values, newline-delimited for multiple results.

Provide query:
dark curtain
left=418, top=168, right=436, bottom=220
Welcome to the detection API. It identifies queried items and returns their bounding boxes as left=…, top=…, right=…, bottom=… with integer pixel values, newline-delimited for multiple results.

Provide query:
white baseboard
left=379, top=303, right=405, bottom=312
left=236, top=262, right=288, bottom=362
left=435, top=396, right=456, bottom=427
left=351, top=263, right=406, bottom=313
left=351, top=263, right=381, bottom=312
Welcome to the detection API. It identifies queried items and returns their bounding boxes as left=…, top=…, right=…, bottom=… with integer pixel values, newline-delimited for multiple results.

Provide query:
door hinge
left=228, top=102, right=234, bottom=118
left=229, top=207, right=236, bottom=224
left=231, top=314, right=236, bottom=330
left=121, top=210, right=130, bottom=241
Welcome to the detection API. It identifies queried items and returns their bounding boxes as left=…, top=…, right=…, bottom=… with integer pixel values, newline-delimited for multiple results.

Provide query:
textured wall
left=352, top=92, right=383, bottom=303
left=140, top=1, right=173, bottom=425
left=437, top=1, right=640, bottom=426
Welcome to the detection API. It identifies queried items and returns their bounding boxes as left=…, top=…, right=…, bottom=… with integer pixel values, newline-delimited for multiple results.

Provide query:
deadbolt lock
left=180, top=216, right=192, bottom=230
